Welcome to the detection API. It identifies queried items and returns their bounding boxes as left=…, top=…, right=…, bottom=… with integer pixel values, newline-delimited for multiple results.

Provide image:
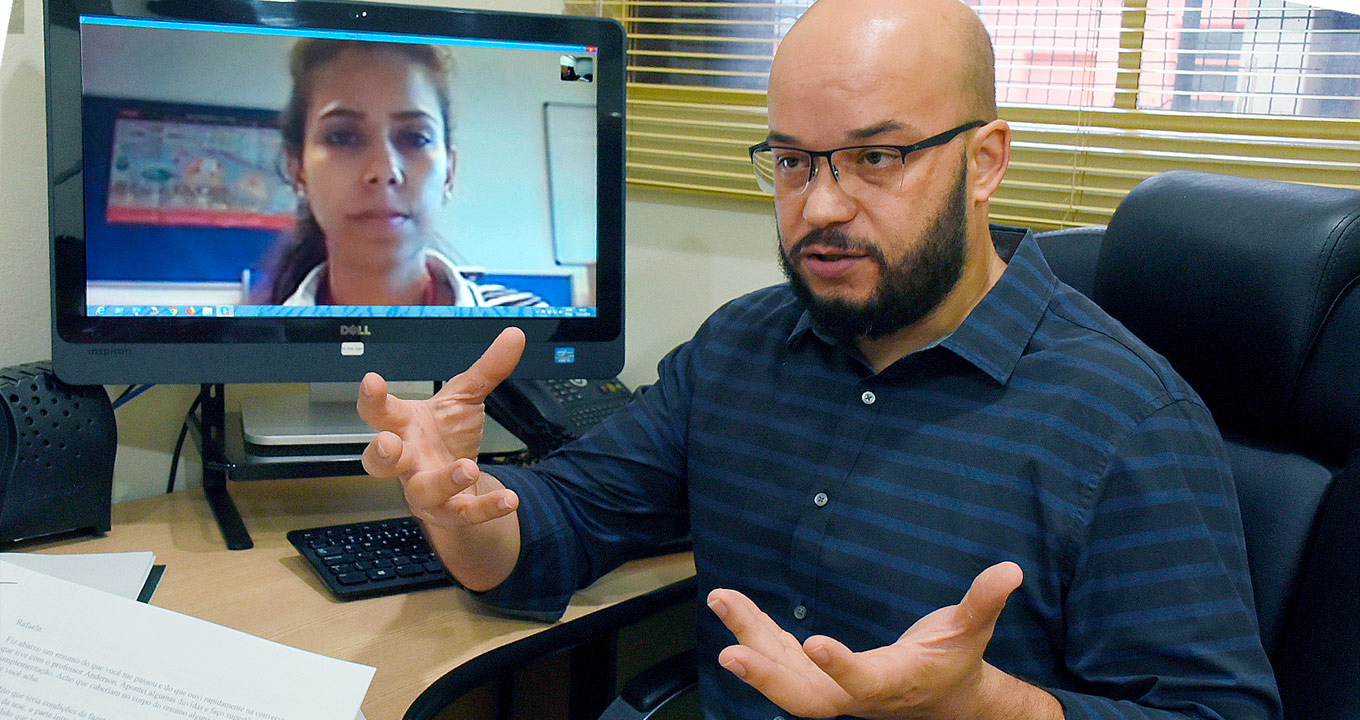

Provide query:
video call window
left=79, top=16, right=601, bottom=318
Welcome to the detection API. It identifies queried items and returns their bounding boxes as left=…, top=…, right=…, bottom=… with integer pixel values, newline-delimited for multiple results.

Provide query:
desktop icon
left=219, top=306, right=233, bottom=317
left=95, top=306, right=106, bottom=316
left=167, top=307, right=178, bottom=316
left=203, top=307, right=215, bottom=316
left=148, top=306, right=160, bottom=316
left=185, top=306, right=197, bottom=316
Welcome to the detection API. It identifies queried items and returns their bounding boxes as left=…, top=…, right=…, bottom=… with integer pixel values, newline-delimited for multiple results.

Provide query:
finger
left=708, top=589, right=803, bottom=660
left=803, top=634, right=882, bottom=699
left=439, top=327, right=526, bottom=403
left=361, top=430, right=405, bottom=479
left=716, top=644, right=798, bottom=686
left=717, top=643, right=852, bottom=716
left=356, top=372, right=413, bottom=430
left=402, top=458, right=482, bottom=515
left=803, top=633, right=856, bottom=673
left=446, top=485, right=519, bottom=525
left=955, top=561, right=1023, bottom=636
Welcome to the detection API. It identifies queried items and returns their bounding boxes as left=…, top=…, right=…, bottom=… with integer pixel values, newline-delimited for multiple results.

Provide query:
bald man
left=358, top=0, right=1281, bottom=717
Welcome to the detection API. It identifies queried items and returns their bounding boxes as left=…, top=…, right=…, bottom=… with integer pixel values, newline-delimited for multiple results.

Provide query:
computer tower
left=0, top=361, right=116, bottom=544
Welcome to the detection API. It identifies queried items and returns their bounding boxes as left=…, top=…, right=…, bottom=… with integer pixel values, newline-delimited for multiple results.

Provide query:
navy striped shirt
left=483, top=228, right=1281, bottom=719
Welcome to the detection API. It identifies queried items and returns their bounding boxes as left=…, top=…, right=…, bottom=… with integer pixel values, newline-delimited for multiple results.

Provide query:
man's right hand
left=356, top=327, right=527, bottom=590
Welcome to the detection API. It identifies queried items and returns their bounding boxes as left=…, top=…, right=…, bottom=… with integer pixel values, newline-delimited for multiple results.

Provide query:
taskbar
left=87, top=305, right=598, bottom=318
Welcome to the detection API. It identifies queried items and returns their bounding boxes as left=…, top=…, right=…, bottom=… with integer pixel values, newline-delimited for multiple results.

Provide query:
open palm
left=710, top=562, right=1023, bottom=720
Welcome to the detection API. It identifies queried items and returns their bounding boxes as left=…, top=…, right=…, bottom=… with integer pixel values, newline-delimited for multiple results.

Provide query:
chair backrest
left=1035, top=170, right=1360, bottom=720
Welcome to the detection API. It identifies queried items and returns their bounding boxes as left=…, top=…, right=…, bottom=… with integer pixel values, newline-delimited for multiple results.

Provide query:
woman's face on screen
left=292, top=47, right=454, bottom=266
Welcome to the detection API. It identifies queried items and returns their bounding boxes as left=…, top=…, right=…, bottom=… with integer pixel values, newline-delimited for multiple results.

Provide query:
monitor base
left=240, top=384, right=526, bottom=453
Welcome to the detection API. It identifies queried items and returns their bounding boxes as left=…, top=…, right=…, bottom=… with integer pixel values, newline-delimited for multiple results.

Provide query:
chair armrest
left=598, top=649, right=697, bottom=720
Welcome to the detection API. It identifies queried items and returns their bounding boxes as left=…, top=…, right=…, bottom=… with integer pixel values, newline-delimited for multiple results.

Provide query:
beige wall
left=0, top=0, right=784, bottom=503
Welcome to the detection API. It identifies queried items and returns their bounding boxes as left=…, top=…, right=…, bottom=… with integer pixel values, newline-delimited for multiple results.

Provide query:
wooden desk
left=24, top=476, right=697, bottom=720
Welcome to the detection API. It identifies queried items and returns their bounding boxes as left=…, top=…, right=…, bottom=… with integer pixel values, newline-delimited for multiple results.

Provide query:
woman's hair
left=258, top=39, right=457, bottom=304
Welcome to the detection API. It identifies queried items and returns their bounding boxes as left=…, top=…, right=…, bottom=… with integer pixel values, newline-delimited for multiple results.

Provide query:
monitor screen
left=45, top=0, right=625, bottom=385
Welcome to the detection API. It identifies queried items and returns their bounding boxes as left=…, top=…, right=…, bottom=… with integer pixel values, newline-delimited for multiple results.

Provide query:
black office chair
left=1037, top=169, right=1360, bottom=719
left=603, top=170, right=1360, bottom=720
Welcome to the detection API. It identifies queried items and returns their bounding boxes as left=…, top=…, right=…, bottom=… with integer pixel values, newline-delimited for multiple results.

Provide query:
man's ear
left=967, top=119, right=1010, bottom=205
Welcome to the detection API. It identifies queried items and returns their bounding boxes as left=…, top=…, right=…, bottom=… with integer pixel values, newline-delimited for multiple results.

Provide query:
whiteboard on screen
left=544, top=102, right=597, bottom=266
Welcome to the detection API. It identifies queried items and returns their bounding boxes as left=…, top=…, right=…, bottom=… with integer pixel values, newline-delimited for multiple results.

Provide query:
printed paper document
left=0, top=551, right=155, bottom=600
left=0, top=560, right=374, bottom=720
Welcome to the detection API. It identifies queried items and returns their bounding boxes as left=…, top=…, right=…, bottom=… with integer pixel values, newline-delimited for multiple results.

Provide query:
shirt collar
left=786, top=225, right=1058, bottom=385
left=281, top=248, right=484, bottom=307
left=425, top=249, right=484, bottom=307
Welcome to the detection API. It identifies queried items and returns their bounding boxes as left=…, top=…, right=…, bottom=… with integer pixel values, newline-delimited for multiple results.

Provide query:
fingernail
left=808, top=645, right=830, bottom=665
left=707, top=597, right=727, bottom=620
left=497, top=497, right=511, bottom=511
left=375, top=443, right=390, bottom=459
left=720, top=657, right=746, bottom=678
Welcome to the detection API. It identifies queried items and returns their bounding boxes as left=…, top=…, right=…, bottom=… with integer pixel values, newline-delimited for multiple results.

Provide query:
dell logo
left=340, top=325, right=371, bottom=337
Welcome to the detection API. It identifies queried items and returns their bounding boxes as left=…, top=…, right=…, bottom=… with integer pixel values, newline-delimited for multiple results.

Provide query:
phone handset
left=483, top=377, right=633, bottom=462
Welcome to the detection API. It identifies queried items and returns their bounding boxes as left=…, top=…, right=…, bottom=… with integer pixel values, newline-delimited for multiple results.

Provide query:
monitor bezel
left=45, top=0, right=626, bottom=384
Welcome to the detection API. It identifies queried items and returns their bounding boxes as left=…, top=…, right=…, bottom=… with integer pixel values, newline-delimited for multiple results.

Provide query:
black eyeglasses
left=748, top=120, right=988, bottom=196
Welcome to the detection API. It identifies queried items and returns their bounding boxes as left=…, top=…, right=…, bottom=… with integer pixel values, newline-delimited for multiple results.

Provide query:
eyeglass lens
left=752, top=146, right=908, bottom=195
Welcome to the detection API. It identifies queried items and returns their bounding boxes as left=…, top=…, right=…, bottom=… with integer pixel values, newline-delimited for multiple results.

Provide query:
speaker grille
left=7, top=371, right=99, bottom=468
left=0, top=361, right=116, bottom=543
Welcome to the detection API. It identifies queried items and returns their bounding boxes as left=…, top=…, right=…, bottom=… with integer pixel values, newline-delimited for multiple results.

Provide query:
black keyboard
left=287, top=517, right=453, bottom=601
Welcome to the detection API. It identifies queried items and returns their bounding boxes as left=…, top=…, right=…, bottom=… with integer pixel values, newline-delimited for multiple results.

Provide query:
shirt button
left=793, top=604, right=807, bottom=620
left=813, top=492, right=828, bottom=507
left=861, top=390, right=876, bottom=405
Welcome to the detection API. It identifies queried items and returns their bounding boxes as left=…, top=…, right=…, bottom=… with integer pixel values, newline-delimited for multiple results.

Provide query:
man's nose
left=801, top=156, right=856, bottom=227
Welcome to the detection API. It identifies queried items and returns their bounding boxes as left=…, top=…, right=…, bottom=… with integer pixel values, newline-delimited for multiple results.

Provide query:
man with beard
left=357, top=0, right=1281, bottom=718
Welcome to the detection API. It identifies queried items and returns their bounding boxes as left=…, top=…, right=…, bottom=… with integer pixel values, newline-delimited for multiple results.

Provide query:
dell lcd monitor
left=45, top=0, right=625, bottom=386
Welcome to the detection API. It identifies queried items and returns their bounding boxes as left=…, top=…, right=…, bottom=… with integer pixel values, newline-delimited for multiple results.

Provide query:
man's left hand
left=708, top=561, right=1039, bottom=720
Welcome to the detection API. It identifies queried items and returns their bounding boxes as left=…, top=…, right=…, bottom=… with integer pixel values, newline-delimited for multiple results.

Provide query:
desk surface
left=25, top=476, right=696, bottom=719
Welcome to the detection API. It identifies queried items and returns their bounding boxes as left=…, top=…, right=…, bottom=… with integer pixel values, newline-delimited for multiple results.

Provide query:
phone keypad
left=539, top=378, right=633, bottom=434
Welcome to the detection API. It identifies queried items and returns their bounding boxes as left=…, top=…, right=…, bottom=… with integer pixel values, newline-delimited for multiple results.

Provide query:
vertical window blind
left=565, top=0, right=1360, bottom=229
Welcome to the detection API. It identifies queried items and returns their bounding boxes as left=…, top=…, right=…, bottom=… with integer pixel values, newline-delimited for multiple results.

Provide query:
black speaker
left=0, top=361, right=116, bottom=544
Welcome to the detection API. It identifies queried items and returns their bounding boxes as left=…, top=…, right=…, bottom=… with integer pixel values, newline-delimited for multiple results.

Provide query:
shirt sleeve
left=1048, top=398, right=1283, bottom=719
left=471, top=339, right=698, bottom=620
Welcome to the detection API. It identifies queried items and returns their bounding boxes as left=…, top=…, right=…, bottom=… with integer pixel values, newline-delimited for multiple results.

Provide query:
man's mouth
left=802, top=246, right=865, bottom=262
left=799, top=245, right=870, bottom=278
